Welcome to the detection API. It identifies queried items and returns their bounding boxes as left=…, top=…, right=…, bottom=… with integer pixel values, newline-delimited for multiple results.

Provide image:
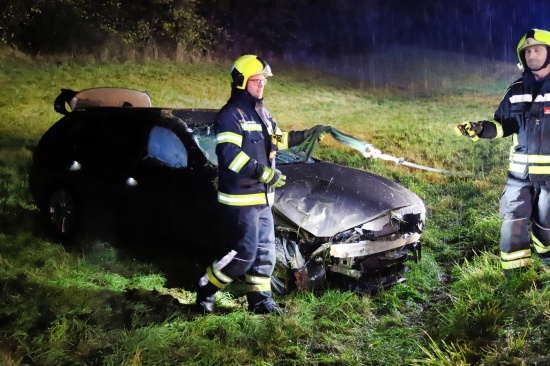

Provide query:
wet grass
left=1, top=47, right=550, bottom=365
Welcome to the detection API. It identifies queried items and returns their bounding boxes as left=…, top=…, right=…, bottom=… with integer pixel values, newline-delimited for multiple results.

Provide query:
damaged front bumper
left=273, top=209, right=424, bottom=294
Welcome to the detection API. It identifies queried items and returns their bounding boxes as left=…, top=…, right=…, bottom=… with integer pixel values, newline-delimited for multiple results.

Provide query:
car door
left=131, top=121, right=218, bottom=246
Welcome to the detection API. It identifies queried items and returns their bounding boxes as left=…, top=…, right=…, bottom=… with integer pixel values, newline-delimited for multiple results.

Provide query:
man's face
left=525, top=45, right=548, bottom=70
left=246, top=75, right=267, bottom=99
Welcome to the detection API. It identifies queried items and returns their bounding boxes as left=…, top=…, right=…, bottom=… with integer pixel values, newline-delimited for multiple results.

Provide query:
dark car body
left=29, top=88, right=426, bottom=294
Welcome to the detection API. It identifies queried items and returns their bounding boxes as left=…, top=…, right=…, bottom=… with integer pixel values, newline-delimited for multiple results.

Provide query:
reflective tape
left=229, top=151, right=250, bottom=173
left=534, top=93, right=550, bottom=102
left=217, top=132, right=242, bottom=147
left=501, top=258, right=532, bottom=269
left=275, top=132, right=289, bottom=150
left=527, top=166, right=550, bottom=174
left=241, top=123, right=263, bottom=132
left=509, top=94, right=532, bottom=103
left=267, top=192, right=275, bottom=206
left=246, top=275, right=271, bottom=292
left=501, top=249, right=532, bottom=269
left=212, top=263, right=233, bottom=284
left=260, top=168, right=275, bottom=182
left=533, top=236, right=550, bottom=254
left=501, top=249, right=531, bottom=260
left=512, top=154, right=550, bottom=163
left=207, top=266, right=229, bottom=289
left=493, top=121, right=504, bottom=138
left=218, top=192, right=267, bottom=206
left=509, top=93, right=550, bottom=104
left=509, top=162, right=526, bottom=173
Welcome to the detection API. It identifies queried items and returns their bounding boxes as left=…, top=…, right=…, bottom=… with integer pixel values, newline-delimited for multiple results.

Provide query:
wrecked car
left=29, top=87, right=426, bottom=294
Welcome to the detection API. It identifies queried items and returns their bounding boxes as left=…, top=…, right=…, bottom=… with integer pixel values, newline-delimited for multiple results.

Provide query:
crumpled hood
left=274, top=161, right=424, bottom=237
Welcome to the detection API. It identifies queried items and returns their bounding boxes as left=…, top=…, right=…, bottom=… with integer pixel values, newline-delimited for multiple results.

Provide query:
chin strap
left=298, top=127, right=469, bottom=175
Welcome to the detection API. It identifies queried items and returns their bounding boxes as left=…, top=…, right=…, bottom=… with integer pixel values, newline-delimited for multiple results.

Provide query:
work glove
left=303, top=125, right=330, bottom=142
left=455, top=121, right=483, bottom=141
left=259, top=166, right=287, bottom=188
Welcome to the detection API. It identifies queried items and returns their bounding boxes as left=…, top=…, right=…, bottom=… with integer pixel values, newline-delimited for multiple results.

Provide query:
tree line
left=1, top=0, right=548, bottom=61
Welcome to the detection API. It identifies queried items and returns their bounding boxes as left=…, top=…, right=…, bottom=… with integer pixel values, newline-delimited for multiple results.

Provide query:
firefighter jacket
left=215, top=89, right=305, bottom=206
left=479, top=72, right=550, bottom=181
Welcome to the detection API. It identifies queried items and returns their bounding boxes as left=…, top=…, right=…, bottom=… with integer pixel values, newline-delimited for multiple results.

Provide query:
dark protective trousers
left=207, top=204, right=276, bottom=307
left=500, top=176, right=550, bottom=268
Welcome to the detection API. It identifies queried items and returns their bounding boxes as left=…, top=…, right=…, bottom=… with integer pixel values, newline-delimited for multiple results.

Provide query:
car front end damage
left=272, top=155, right=426, bottom=294
left=273, top=203, right=424, bottom=294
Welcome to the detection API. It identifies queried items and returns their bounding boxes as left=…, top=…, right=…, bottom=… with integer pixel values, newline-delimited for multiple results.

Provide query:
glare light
left=69, top=161, right=81, bottom=171
left=126, top=177, right=138, bottom=187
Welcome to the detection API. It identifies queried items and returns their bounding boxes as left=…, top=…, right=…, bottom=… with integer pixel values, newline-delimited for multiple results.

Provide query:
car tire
left=47, top=187, right=78, bottom=240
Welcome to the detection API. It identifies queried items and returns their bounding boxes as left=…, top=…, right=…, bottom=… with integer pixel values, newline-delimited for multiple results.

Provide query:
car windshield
left=192, top=128, right=313, bottom=166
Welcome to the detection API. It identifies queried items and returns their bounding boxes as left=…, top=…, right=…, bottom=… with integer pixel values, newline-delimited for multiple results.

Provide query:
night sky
left=210, top=0, right=550, bottom=66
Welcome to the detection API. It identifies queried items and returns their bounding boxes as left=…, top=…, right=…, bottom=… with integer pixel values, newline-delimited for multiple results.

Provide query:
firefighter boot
left=536, top=251, right=550, bottom=266
left=247, top=291, right=285, bottom=315
left=195, top=282, right=218, bottom=314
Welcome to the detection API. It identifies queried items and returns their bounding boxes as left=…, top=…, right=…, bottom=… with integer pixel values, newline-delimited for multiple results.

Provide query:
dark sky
left=223, top=0, right=550, bottom=63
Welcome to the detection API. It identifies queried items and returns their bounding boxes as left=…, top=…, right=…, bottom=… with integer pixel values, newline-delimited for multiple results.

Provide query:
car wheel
left=48, top=188, right=78, bottom=239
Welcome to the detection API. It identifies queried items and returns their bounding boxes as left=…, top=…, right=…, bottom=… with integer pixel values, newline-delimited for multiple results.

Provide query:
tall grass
left=1, top=47, right=549, bottom=365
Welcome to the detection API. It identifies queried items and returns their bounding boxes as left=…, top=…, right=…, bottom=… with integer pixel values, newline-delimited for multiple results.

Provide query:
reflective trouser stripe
left=245, top=275, right=271, bottom=292
left=206, top=265, right=233, bottom=289
left=533, top=236, right=550, bottom=254
left=501, top=249, right=532, bottom=270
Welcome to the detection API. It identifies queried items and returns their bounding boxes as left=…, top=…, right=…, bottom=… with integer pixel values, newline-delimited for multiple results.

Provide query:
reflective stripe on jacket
left=480, top=73, right=550, bottom=181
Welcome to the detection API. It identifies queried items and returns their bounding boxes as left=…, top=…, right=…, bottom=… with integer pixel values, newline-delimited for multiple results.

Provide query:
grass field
left=1, top=48, right=549, bottom=365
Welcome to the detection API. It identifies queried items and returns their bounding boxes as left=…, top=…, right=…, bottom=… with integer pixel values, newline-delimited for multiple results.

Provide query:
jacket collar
left=230, top=89, right=264, bottom=109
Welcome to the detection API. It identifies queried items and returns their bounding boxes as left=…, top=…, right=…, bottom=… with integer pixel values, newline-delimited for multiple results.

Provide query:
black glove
left=259, top=166, right=286, bottom=188
left=303, top=125, right=330, bottom=142
left=455, top=122, right=483, bottom=141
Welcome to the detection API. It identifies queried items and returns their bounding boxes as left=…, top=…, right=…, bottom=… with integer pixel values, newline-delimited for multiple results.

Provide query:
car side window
left=146, top=126, right=188, bottom=168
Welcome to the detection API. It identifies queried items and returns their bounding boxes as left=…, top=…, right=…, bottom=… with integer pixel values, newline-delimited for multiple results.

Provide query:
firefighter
left=196, top=55, right=325, bottom=314
left=456, top=28, right=550, bottom=275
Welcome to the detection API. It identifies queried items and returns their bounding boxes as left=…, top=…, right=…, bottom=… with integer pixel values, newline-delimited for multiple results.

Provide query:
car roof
left=54, top=88, right=219, bottom=128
